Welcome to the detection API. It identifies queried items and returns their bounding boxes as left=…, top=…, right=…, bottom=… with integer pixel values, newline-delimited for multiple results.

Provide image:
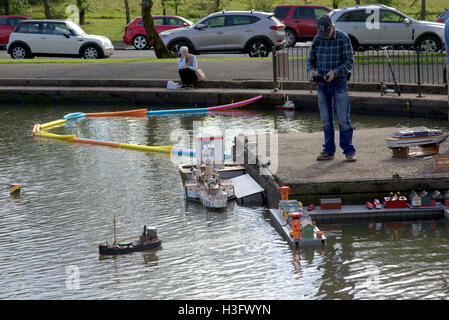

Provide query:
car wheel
left=248, top=40, right=270, bottom=58
left=83, top=45, right=101, bottom=59
left=285, top=29, right=296, bottom=48
left=416, top=35, right=440, bottom=52
left=169, top=41, right=189, bottom=57
left=10, top=44, right=31, bottom=59
left=132, top=35, right=147, bottom=50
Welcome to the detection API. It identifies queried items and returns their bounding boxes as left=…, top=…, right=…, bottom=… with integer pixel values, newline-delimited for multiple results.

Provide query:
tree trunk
left=79, top=10, right=85, bottom=25
left=215, top=0, right=220, bottom=11
left=44, top=0, right=51, bottom=18
left=141, top=0, right=175, bottom=58
left=124, top=0, right=130, bottom=24
left=3, top=0, right=9, bottom=15
left=161, top=0, right=166, bottom=15
left=421, top=0, right=426, bottom=20
left=354, top=0, right=360, bottom=4
left=332, top=0, right=340, bottom=9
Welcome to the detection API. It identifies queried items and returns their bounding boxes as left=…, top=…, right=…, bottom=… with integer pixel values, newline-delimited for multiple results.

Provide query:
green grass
left=4, top=0, right=449, bottom=44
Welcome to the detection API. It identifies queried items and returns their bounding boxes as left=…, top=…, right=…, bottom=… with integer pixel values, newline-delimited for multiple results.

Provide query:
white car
left=330, top=5, right=445, bottom=52
left=7, top=19, right=114, bottom=59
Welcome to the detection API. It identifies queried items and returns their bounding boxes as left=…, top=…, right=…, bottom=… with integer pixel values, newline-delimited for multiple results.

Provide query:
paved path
left=0, top=59, right=273, bottom=81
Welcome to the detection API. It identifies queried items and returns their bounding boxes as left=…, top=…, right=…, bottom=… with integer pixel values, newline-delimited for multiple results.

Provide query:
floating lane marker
left=147, top=108, right=208, bottom=116
left=40, top=119, right=66, bottom=130
left=119, top=144, right=173, bottom=153
left=207, top=95, right=263, bottom=111
left=85, top=109, right=148, bottom=117
left=63, top=112, right=86, bottom=121
left=147, top=95, right=264, bottom=116
left=73, top=138, right=120, bottom=148
left=32, top=96, right=264, bottom=155
left=170, top=148, right=231, bottom=158
left=35, top=131, right=76, bottom=142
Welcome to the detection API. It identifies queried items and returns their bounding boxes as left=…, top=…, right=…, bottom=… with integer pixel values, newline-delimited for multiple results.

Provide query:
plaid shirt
left=307, top=29, right=354, bottom=77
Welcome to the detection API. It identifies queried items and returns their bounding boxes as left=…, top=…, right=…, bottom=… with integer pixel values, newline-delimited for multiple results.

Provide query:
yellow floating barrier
left=119, top=143, right=173, bottom=153
left=40, top=119, right=66, bottom=130
left=35, top=131, right=76, bottom=142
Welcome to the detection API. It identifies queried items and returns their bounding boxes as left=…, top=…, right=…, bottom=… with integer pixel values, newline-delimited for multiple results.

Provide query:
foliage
left=245, top=0, right=276, bottom=12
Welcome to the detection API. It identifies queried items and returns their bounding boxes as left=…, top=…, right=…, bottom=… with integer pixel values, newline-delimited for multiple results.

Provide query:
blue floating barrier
left=63, top=112, right=86, bottom=120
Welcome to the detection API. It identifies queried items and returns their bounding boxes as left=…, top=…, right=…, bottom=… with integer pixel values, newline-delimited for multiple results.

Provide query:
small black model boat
left=99, top=217, right=162, bottom=255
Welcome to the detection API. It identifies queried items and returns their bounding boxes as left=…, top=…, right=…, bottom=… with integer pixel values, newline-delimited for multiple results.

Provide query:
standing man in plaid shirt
left=307, top=15, right=356, bottom=162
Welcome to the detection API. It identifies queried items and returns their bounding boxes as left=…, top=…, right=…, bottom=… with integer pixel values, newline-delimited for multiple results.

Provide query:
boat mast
left=113, top=215, right=117, bottom=245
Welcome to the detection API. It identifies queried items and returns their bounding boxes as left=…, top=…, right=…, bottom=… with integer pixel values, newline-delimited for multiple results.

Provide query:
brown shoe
left=345, top=154, right=357, bottom=162
left=316, top=152, right=334, bottom=161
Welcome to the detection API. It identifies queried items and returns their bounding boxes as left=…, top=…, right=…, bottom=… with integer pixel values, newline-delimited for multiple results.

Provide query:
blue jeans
left=317, top=77, right=356, bottom=156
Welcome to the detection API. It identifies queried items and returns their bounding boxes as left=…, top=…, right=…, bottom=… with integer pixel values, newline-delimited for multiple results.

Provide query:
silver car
left=160, top=10, right=285, bottom=57
left=330, top=5, right=445, bottom=52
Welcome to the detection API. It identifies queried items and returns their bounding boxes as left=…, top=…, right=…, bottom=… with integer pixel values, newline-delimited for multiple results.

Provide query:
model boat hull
left=99, top=239, right=162, bottom=255
left=386, top=134, right=449, bottom=149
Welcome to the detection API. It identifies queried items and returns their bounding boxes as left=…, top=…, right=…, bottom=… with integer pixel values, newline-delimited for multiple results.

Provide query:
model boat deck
left=269, top=208, right=326, bottom=249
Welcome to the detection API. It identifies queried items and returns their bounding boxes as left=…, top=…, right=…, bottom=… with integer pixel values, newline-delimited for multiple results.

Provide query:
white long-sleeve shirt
left=178, top=55, right=198, bottom=71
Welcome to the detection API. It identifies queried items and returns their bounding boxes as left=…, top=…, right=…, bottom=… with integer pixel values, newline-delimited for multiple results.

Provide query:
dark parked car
left=0, top=15, right=30, bottom=47
left=273, top=5, right=331, bottom=47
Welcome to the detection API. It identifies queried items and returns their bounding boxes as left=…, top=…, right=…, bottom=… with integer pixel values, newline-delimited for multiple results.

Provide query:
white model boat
left=386, top=127, right=449, bottom=149
left=185, top=166, right=234, bottom=209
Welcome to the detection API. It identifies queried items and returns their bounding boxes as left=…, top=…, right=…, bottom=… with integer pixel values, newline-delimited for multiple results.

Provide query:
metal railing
left=272, top=45, right=447, bottom=86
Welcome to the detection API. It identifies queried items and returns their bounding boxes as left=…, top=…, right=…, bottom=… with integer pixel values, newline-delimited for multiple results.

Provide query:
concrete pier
left=237, top=127, right=449, bottom=208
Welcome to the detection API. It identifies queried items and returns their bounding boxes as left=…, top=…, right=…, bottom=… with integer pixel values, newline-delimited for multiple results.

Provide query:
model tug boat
left=184, top=135, right=235, bottom=209
left=99, top=216, right=161, bottom=255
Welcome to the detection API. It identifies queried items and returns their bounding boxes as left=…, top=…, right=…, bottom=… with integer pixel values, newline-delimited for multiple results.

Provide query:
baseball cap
left=317, top=15, right=333, bottom=38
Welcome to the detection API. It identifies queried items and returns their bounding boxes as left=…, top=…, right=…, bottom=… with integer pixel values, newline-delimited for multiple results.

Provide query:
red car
left=123, top=15, right=193, bottom=50
left=0, top=15, right=30, bottom=47
left=273, top=5, right=331, bottom=47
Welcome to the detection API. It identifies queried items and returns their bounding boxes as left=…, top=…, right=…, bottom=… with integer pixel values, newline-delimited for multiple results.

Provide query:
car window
left=380, top=10, right=405, bottom=23
left=293, top=7, right=315, bottom=19
left=42, top=22, right=70, bottom=35
left=137, top=17, right=163, bottom=26
left=203, top=16, right=225, bottom=28
left=165, top=17, right=184, bottom=26
left=274, top=7, right=291, bottom=19
left=444, top=10, right=449, bottom=19
left=15, top=22, right=40, bottom=34
left=9, top=18, right=23, bottom=26
left=339, top=10, right=371, bottom=22
left=0, top=17, right=8, bottom=26
left=153, top=17, right=163, bottom=25
left=228, top=15, right=259, bottom=26
left=314, top=8, right=329, bottom=19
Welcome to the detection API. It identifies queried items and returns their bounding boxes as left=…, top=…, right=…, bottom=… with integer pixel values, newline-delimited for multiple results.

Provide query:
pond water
left=1, top=104, right=449, bottom=299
